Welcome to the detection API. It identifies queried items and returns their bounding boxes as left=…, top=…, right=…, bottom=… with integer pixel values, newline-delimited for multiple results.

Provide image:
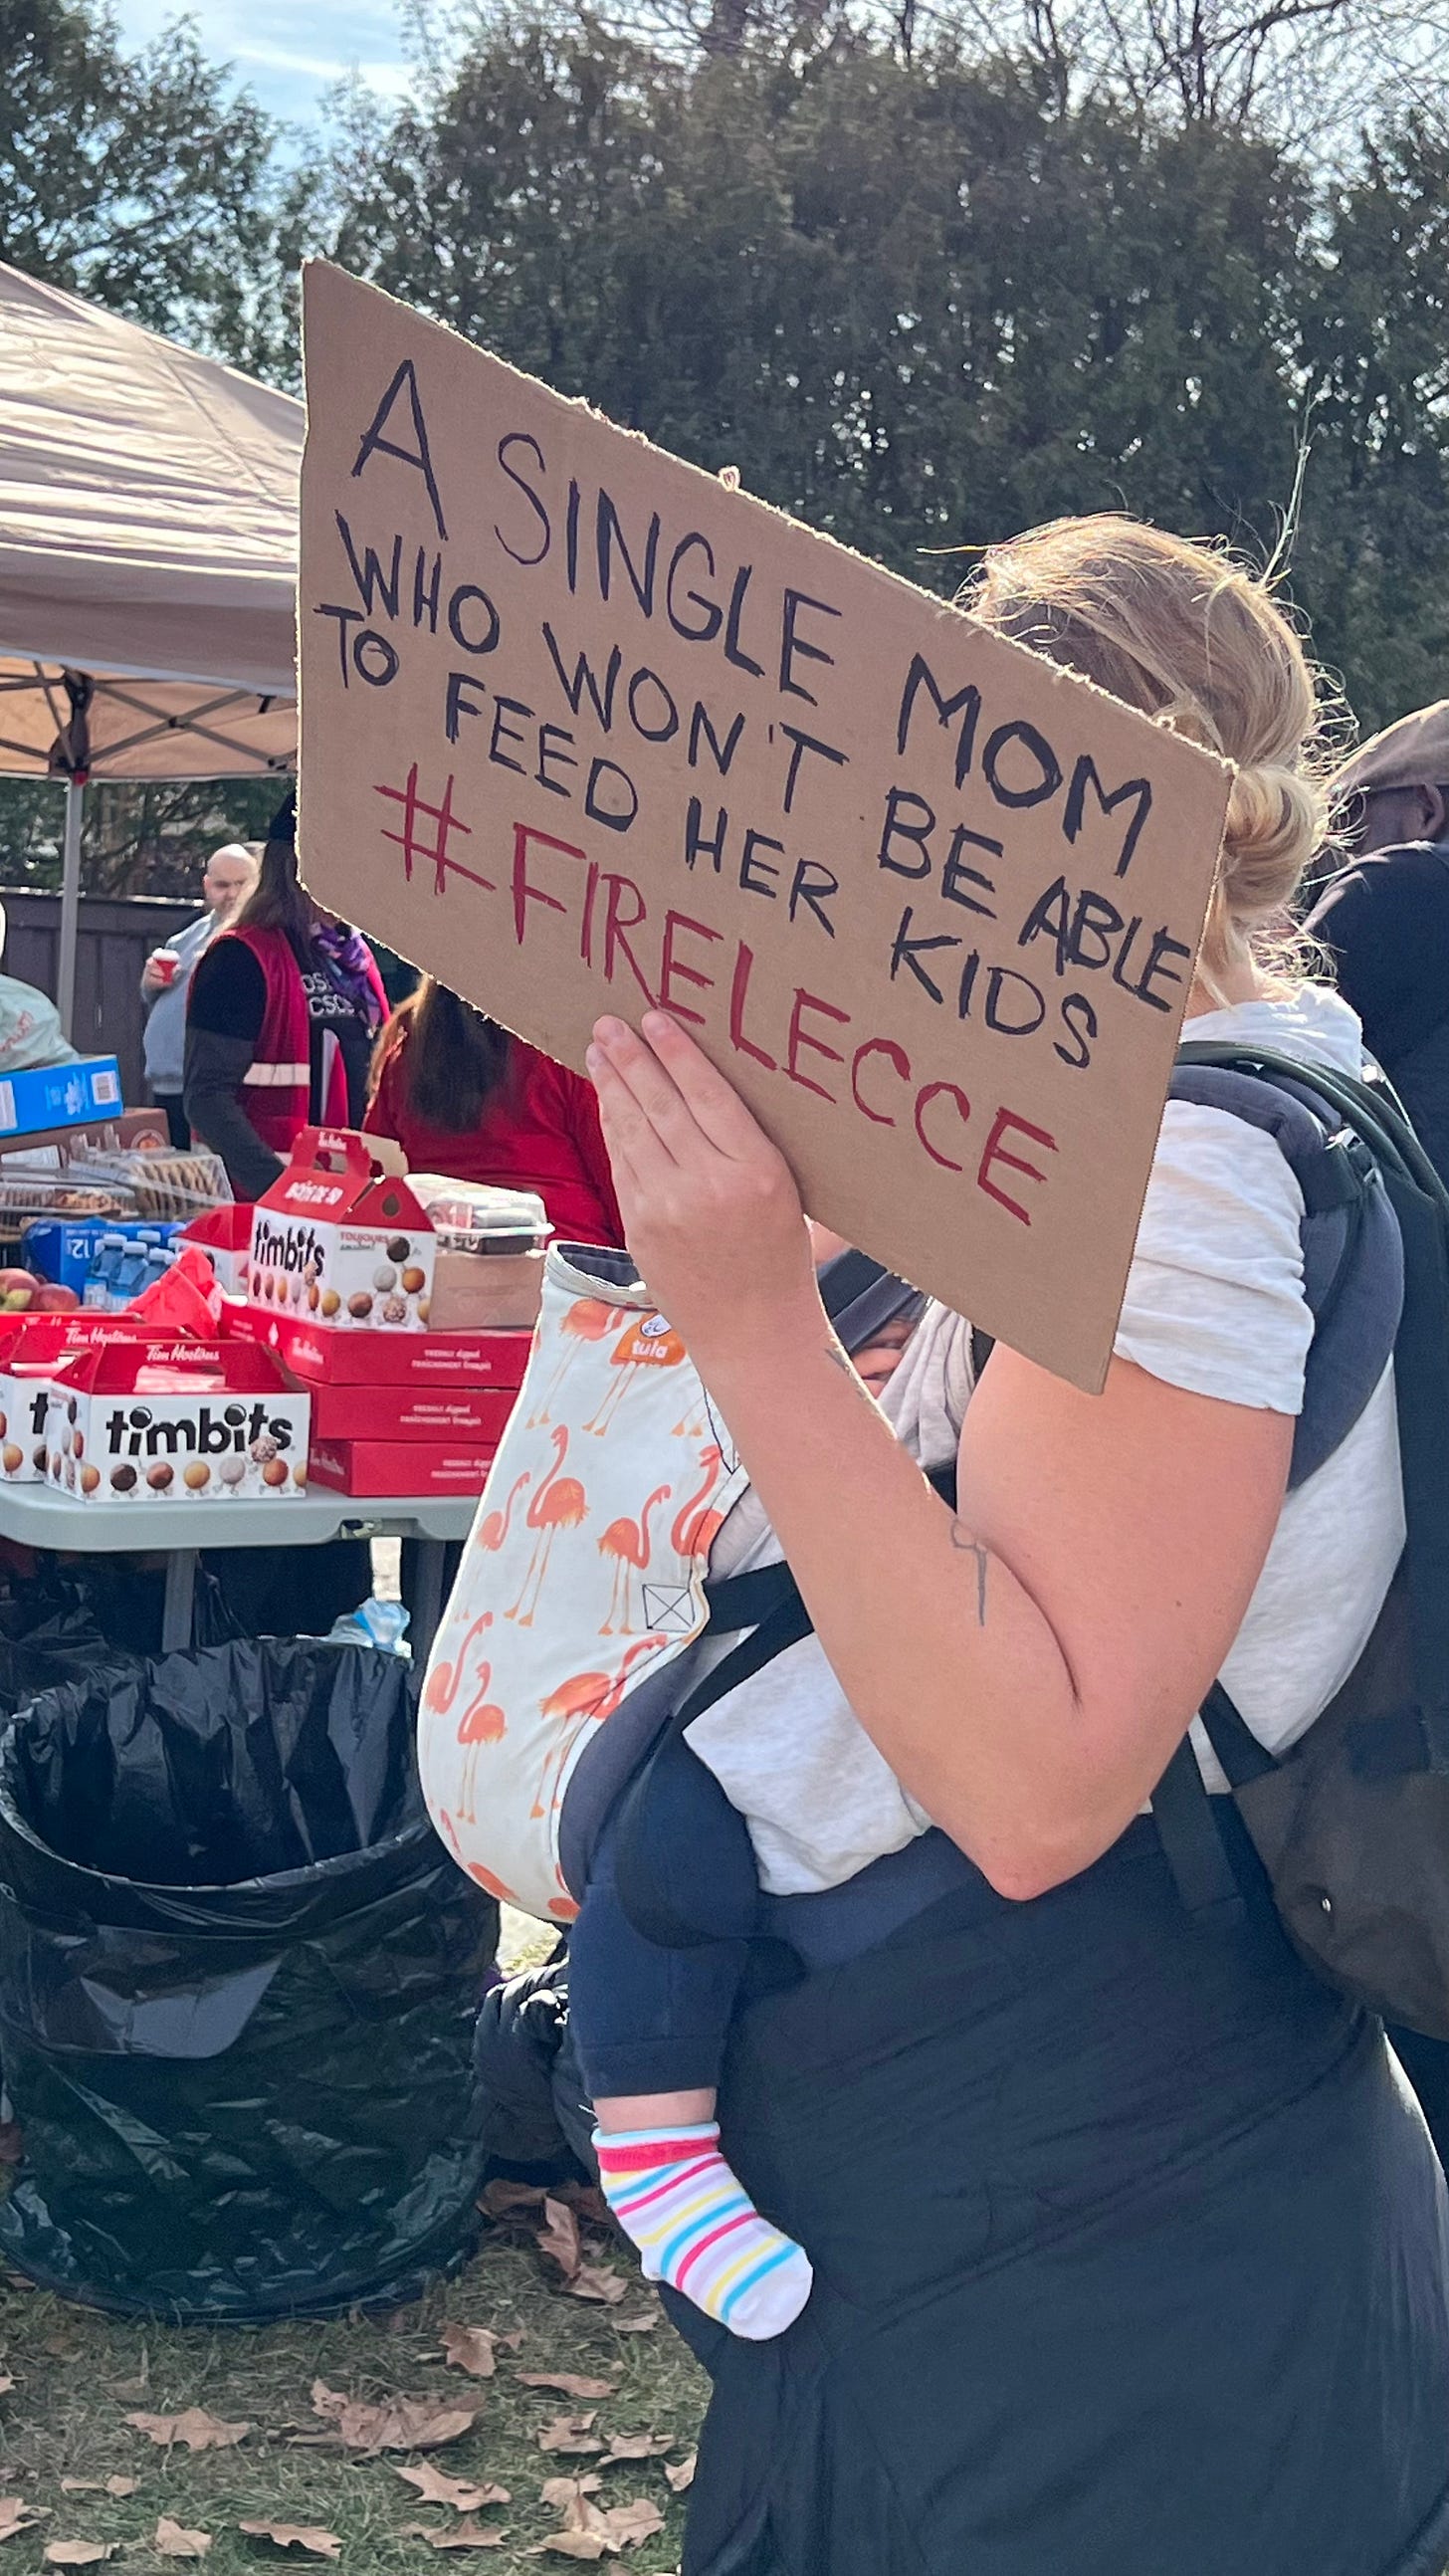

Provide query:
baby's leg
left=570, top=1749, right=812, bottom=2341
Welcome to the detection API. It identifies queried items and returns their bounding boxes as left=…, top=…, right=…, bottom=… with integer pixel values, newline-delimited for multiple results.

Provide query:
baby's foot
left=595, top=2121, right=812, bottom=2341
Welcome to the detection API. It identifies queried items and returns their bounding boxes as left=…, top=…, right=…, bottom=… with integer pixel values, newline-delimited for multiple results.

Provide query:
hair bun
left=1222, top=759, right=1324, bottom=916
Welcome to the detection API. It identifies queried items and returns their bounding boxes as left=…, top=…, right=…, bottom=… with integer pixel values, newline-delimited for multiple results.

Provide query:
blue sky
left=113, top=0, right=416, bottom=126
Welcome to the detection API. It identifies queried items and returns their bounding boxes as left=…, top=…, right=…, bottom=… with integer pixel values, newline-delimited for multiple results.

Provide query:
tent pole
left=58, top=775, right=85, bottom=1041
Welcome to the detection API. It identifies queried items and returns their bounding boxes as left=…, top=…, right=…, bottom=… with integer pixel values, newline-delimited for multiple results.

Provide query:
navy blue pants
left=567, top=1735, right=760, bottom=2101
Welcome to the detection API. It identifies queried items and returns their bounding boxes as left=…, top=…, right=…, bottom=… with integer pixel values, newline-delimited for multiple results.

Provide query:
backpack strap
left=1169, top=1055, right=1402, bottom=1487
left=1156, top=1044, right=1447, bottom=1932
left=1177, top=1043, right=1449, bottom=1741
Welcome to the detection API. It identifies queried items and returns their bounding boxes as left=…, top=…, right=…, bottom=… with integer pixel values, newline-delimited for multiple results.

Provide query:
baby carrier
left=419, top=1045, right=1449, bottom=2043
left=416, top=1243, right=919, bottom=1924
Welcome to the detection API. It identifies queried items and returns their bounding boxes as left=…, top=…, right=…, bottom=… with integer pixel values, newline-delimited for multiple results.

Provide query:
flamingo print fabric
left=417, top=1245, right=748, bottom=1923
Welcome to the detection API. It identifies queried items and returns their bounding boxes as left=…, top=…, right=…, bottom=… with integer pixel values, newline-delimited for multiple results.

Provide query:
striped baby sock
left=595, top=2121, right=813, bottom=2340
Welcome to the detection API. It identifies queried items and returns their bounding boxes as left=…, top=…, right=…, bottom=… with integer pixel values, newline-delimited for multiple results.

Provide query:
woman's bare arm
left=588, top=1009, right=1291, bottom=1899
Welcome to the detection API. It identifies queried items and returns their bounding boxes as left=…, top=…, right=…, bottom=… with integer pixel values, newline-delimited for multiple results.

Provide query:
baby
left=570, top=1286, right=923, bottom=2342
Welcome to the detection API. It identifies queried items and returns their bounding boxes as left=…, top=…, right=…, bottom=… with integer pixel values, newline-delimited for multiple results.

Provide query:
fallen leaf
left=610, top=2310, right=660, bottom=2336
left=536, top=2414, right=604, bottom=2458
left=526, top=2536, right=608, bottom=2562
left=237, top=2525, right=341, bottom=2559
left=0, top=2497, right=46, bottom=2543
left=126, top=2409, right=250, bottom=2454
left=104, top=2484, right=138, bottom=2502
left=310, top=2381, right=475, bottom=2456
left=155, top=2518, right=212, bottom=2559
left=665, top=2454, right=697, bottom=2494
left=534, top=2200, right=582, bottom=2283
left=393, top=2468, right=511, bottom=2514
left=538, top=2480, right=603, bottom=2512
left=598, top=2498, right=666, bottom=2551
left=555, top=2184, right=611, bottom=2229
left=480, top=2180, right=546, bottom=2218
left=439, top=2324, right=498, bottom=2381
left=603, top=2434, right=673, bottom=2463
left=44, top=2547, right=116, bottom=2567
left=0, top=2374, right=12, bottom=2398
left=567, top=2267, right=628, bottom=2307
left=405, top=2524, right=508, bottom=2552
left=518, top=2375, right=618, bottom=2402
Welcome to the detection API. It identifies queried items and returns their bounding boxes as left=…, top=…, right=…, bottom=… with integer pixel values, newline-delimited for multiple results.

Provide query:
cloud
left=111, top=0, right=415, bottom=117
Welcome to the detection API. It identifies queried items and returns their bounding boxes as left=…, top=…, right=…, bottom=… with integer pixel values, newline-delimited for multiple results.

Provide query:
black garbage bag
left=0, top=1557, right=241, bottom=1719
left=0, top=1640, right=499, bottom=2318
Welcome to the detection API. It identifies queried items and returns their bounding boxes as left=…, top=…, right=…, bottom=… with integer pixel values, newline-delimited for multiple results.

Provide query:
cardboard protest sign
left=298, top=261, right=1231, bottom=1391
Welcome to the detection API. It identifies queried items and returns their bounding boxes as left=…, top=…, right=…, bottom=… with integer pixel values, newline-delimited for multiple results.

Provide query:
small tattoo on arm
left=951, top=1521, right=990, bottom=1625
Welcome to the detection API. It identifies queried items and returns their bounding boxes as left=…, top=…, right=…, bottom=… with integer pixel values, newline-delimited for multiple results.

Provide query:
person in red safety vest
left=184, top=790, right=387, bottom=1202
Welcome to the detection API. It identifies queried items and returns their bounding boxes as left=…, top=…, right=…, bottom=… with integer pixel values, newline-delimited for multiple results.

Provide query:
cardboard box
left=241, top=1304, right=532, bottom=1390
left=23, top=1216, right=183, bottom=1298
left=0, top=1313, right=147, bottom=1482
left=307, top=1436, right=497, bottom=1498
left=250, top=1129, right=435, bottom=1331
left=179, top=1204, right=253, bottom=1295
left=306, top=1380, right=518, bottom=1443
left=0, top=1056, right=122, bottom=1142
left=46, top=1338, right=311, bottom=1503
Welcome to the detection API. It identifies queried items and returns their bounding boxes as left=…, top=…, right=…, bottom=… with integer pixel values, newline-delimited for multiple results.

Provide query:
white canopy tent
left=0, top=262, right=301, bottom=1034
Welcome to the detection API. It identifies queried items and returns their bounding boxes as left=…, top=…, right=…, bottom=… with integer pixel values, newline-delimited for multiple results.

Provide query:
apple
left=33, top=1284, right=80, bottom=1313
left=0, top=1269, right=36, bottom=1302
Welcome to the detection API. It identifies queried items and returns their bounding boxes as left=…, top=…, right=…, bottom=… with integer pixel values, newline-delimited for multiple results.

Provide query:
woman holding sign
left=580, top=519, right=1449, bottom=2575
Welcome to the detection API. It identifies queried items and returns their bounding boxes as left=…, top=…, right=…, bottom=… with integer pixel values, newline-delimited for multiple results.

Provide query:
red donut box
left=307, top=1436, right=498, bottom=1499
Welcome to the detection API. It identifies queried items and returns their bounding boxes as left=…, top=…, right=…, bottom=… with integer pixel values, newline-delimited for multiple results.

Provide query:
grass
left=0, top=2235, right=708, bottom=2573
left=0, top=1908, right=709, bottom=2574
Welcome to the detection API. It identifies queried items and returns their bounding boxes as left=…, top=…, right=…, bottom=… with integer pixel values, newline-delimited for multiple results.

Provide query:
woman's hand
left=587, top=1010, right=822, bottom=1359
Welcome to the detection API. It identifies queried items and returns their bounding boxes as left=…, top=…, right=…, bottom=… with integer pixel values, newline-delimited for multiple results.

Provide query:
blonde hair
left=962, top=515, right=1335, bottom=994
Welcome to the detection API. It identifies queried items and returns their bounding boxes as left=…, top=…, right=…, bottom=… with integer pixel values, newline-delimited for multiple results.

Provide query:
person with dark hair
left=183, top=793, right=387, bottom=1201
left=365, top=977, right=623, bottom=1247
left=1307, top=702, right=1449, bottom=1183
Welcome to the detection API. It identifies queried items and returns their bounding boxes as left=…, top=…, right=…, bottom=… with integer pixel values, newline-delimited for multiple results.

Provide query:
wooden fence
left=0, top=890, right=196, bottom=1107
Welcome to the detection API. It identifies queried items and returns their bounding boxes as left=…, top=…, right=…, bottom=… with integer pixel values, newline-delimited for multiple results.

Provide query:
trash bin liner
left=0, top=1639, right=499, bottom=2318
left=0, top=1558, right=240, bottom=1719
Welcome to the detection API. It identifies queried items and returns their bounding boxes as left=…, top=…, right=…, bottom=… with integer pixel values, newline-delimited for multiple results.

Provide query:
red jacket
left=365, top=1032, right=624, bottom=1248
left=224, top=924, right=387, bottom=1159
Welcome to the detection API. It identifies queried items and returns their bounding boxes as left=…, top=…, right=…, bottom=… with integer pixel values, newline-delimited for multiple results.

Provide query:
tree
left=311, top=6, right=1449, bottom=726
left=0, top=0, right=305, bottom=371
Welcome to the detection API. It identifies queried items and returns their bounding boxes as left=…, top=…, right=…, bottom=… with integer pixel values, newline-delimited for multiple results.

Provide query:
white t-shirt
left=686, top=983, right=1405, bottom=1893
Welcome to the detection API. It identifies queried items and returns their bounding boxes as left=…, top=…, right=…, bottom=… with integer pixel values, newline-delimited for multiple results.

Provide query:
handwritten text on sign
left=298, top=263, right=1230, bottom=1390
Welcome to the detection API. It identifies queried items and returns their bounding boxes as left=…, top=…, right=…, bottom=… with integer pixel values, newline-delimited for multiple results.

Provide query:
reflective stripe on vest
left=241, top=1062, right=310, bottom=1087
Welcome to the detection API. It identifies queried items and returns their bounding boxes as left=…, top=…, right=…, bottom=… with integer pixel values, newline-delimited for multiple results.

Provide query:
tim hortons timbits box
left=0, top=1313, right=148, bottom=1484
left=249, top=1129, right=435, bottom=1331
left=236, top=1303, right=532, bottom=1390
left=45, top=1338, right=310, bottom=1502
